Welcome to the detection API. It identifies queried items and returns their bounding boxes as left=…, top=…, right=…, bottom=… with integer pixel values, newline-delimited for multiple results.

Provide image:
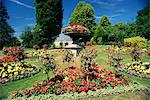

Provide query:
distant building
left=53, top=33, right=73, bottom=48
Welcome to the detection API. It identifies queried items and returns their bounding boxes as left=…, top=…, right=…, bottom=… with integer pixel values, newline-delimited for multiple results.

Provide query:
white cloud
left=88, top=0, right=116, bottom=6
left=25, top=18, right=35, bottom=20
left=9, top=0, right=34, bottom=9
left=95, top=13, right=123, bottom=21
left=27, top=23, right=35, bottom=26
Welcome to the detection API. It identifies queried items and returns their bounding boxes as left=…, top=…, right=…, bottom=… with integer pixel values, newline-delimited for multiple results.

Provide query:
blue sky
left=4, top=0, right=148, bottom=37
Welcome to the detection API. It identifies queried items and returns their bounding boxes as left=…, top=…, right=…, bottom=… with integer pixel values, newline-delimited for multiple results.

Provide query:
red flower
left=88, top=85, right=92, bottom=89
left=112, top=82, right=116, bottom=87
left=67, top=88, right=72, bottom=93
left=74, top=86, right=79, bottom=91
left=22, top=90, right=29, bottom=95
left=91, top=88, right=96, bottom=91
left=57, top=90, right=61, bottom=95
left=36, top=82, right=40, bottom=86
left=82, top=79, right=88, bottom=86
left=49, top=81, right=54, bottom=86
left=125, top=82, right=129, bottom=86
left=29, top=89, right=35, bottom=94
left=98, top=85, right=102, bottom=90
left=80, top=87, right=87, bottom=92
left=91, top=81, right=96, bottom=86
left=12, top=91, right=18, bottom=97
left=32, top=84, right=35, bottom=88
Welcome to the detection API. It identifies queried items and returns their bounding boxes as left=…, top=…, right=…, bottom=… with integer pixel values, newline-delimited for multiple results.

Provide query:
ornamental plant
left=63, top=50, right=74, bottom=62
left=130, top=48, right=141, bottom=62
left=3, top=47, right=26, bottom=61
left=80, top=47, right=97, bottom=82
left=11, top=65, right=130, bottom=98
left=0, top=61, right=39, bottom=84
left=108, top=50, right=123, bottom=68
left=42, top=55, right=56, bottom=82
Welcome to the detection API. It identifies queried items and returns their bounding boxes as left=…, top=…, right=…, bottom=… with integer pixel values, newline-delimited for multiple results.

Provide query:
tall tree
left=35, top=0, right=63, bottom=46
left=136, top=5, right=150, bottom=40
left=93, top=16, right=111, bottom=44
left=0, top=0, right=14, bottom=49
left=69, top=1, right=96, bottom=34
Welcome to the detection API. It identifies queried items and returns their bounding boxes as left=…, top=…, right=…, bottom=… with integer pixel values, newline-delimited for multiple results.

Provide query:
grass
left=0, top=46, right=150, bottom=100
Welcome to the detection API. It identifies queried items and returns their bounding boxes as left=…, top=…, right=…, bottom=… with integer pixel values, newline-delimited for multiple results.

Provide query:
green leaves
left=69, top=1, right=96, bottom=34
left=35, top=0, right=63, bottom=46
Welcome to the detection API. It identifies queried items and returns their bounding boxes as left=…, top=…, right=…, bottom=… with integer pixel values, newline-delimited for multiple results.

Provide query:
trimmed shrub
left=124, top=36, right=148, bottom=49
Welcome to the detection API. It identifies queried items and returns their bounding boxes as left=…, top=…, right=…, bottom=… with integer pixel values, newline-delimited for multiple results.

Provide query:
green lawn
left=0, top=46, right=150, bottom=100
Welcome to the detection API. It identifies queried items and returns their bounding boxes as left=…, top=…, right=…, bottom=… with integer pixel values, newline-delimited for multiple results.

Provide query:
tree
left=99, top=16, right=111, bottom=29
left=6, top=37, right=21, bottom=47
left=136, top=6, right=150, bottom=40
left=34, top=0, right=63, bottom=46
left=0, top=0, right=14, bottom=49
left=69, top=1, right=96, bottom=34
left=20, top=26, right=34, bottom=48
left=108, top=22, right=128, bottom=43
left=93, top=16, right=111, bottom=44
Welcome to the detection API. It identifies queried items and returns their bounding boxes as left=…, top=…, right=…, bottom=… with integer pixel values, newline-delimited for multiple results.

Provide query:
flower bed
left=0, top=56, right=18, bottom=63
left=3, top=47, right=26, bottom=61
left=28, top=49, right=64, bottom=58
left=124, top=62, right=150, bottom=78
left=0, top=62, right=40, bottom=84
left=11, top=66, right=130, bottom=98
left=10, top=83, right=148, bottom=100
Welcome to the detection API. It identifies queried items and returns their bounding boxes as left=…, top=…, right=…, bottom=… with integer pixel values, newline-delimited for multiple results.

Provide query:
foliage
left=35, top=0, right=63, bottom=46
left=130, top=48, right=141, bottom=62
left=42, top=44, right=48, bottom=50
left=135, top=6, right=150, bottom=40
left=108, top=51, right=123, bottom=68
left=93, top=16, right=111, bottom=44
left=63, top=50, right=74, bottom=62
left=124, top=36, right=148, bottom=49
left=0, top=61, right=39, bottom=84
left=7, top=37, right=21, bottom=47
left=0, top=1, right=14, bottom=49
left=42, top=55, right=56, bottom=81
left=20, top=26, right=34, bottom=48
left=69, top=1, right=96, bottom=34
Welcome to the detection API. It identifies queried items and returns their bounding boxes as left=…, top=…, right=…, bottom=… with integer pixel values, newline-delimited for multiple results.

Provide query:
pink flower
left=91, top=81, right=96, bottom=86
left=82, top=79, right=88, bottom=86
left=80, top=87, right=87, bottom=92
left=49, top=81, right=54, bottom=86
left=112, top=82, right=116, bottom=87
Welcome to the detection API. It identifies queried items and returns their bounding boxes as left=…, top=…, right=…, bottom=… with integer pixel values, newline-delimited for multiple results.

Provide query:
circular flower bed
left=0, top=62, right=40, bottom=84
left=125, top=61, right=150, bottom=78
left=11, top=66, right=130, bottom=98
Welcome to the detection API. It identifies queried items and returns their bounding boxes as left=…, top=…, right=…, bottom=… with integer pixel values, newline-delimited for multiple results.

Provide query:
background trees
left=69, top=1, right=96, bottom=34
left=0, top=0, right=14, bottom=49
left=135, top=6, right=150, bottom=40
left=34, top=0, right=63, bottom=46
left=20, top=26, right=34, bottom=48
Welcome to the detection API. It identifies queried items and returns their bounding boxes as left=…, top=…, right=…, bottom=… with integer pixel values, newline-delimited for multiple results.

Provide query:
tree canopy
left=34, top=0, right=63, bottom=46
left=0, top=0, right=14, bottom=49
left=69, top=1, right=96, bottom=34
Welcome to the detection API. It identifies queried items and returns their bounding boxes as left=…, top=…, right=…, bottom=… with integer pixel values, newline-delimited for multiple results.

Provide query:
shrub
left=33, top=45, right=40, bottom=50
left=124, top=36, right=148, bottom=49
left=42, top=44, right=48, bottom=50
left=3, top=47, right=26, bottom=61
